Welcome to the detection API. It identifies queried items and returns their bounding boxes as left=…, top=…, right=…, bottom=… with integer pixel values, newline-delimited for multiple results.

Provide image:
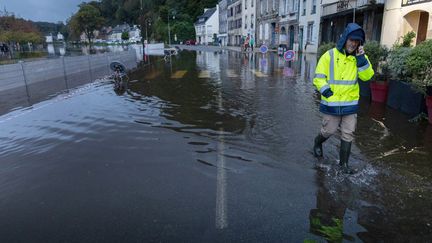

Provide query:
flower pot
left=370, top=81, right=389, bottom=103
left=426, top=96, right=432, bottom=124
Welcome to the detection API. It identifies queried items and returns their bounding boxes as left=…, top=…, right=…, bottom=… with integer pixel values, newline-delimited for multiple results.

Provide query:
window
left=302, top=0, right=306, bottom=16
left=260, top=0, right=265, bottom=15
left=251, top=0, right=254, bottom=7
left=251, top=14, right=254, bottom=29
left=273, top=0, right=276, bottom=10
left=307, top=22, right=314, bottom=42
left=311, top=0, right=316, bottom=14
left=245, top=0, right=247, bottom=9
left=283, top=0, right=288, bottom=14
left=245, top=16, right=248, bottom=29
left=291, top=0, right=298, bottom=12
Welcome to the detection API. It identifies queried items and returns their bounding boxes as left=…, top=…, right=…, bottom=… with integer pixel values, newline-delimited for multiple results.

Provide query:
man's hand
left=356, top=45, right=365, bottom=56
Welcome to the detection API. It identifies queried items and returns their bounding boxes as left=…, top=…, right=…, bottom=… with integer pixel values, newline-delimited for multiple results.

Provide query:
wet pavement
left=0, top=48, right=431, bottom=242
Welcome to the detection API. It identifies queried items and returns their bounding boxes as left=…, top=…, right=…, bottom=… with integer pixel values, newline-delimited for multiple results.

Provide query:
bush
left=364, top=41, right=388, bottom=75
left=393, top=31, right=416, bottom=48
left=317, top=42, right=335, bottom=60
left=406, top=39, right=432, bottom=94
left=16, top=51, right=46, bottom=59
left=387, top=47, right=412, bottom=81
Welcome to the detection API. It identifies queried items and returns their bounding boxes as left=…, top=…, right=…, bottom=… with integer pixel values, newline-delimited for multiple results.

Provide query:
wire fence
left=0, top=50, right=138, bottom=96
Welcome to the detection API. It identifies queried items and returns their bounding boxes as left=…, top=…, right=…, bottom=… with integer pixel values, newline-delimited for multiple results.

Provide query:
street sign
left=260, top=45, right=268, bottom=54
left=283, top=50, right=295, bottom=61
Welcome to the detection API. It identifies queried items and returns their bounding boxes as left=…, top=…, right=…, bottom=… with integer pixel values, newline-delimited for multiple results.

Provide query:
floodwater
left=0, top=49, right=431, bottom=242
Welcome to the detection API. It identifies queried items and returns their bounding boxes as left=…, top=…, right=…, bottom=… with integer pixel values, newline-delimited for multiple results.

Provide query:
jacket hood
left=336, top=23, right=365, bottom=52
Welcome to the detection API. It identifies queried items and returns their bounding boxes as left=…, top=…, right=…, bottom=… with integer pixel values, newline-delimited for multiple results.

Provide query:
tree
left=0, top=16, right=44, bottom=48
left=69, top=3, right=105, bottom=45
left=121, top=31, right=129, bottom=41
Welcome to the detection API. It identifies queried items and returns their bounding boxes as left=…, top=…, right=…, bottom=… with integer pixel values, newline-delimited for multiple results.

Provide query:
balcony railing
left=402, top=0, right=431, bottom=6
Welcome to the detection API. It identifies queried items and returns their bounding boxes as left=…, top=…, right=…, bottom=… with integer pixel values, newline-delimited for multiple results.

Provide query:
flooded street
left=0, top=48, right=431, bottom=242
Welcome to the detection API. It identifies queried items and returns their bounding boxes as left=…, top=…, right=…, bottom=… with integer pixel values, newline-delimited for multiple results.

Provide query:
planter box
left=370, top=81, right=389, bottom=103
left=427, top=96, right=432, bottom=124
left=387, top=80, right=424, bottom=116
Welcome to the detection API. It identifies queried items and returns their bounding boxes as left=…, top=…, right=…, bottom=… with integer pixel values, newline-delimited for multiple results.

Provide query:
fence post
left=61, top=56, right=69, bottom=90
left=19, top=61, right=30, bottom=99
left=106, top=53, right=111, bottom=73
left=87, top=55, right=93, bottom=82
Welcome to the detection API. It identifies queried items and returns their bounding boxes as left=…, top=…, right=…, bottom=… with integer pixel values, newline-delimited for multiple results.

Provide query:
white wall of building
left=242, top=0, right=257, bottom=40
left=195, top=8, right=220, bottom=45
left=298, top=0, right=320, bottom=53
left=381, top=0, right=432, bottom=48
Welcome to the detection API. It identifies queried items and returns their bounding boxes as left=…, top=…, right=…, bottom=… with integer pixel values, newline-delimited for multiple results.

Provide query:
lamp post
left=140, top=0, right=145, bottom=58
left=146, top=19, right=151, bottom=43
left=168, top=11, right=176, bottom=46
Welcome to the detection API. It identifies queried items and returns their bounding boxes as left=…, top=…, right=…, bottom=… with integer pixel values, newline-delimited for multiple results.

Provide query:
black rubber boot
left=339, top=140, right=354, bottom=174
left=313, top=134, right=328, bottom=158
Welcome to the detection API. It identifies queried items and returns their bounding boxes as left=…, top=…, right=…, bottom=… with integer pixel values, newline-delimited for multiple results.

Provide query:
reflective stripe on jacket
left=313, top=48, right=374, bottom=115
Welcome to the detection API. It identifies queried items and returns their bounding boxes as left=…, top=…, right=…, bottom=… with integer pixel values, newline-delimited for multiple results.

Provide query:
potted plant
left=364, top=41, right=389, bottom=102
left=406, top=39, right=432, bottom=123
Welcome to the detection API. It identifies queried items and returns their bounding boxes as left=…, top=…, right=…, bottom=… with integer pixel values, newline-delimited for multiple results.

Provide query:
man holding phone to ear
left=313, top=23, right=374, bottom=174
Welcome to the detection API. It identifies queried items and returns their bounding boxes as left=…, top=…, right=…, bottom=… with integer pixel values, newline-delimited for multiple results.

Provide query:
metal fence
left=0, top=50, right=138, bottom=94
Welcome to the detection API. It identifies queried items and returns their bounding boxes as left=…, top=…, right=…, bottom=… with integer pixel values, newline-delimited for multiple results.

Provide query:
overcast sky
left=0, top=0, right=89, bottom=23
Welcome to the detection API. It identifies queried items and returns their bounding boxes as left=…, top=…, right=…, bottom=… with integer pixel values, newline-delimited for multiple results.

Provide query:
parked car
left=185, top=39, right=196, bottom=45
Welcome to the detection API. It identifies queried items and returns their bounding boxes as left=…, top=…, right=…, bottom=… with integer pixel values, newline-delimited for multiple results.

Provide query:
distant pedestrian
left=312, top=23, right=374, bottom=174
left=244, top=35, right=250, bottom=52
left=249, top=36, right=255, bottom=52
left=218, top=38, right=222, bottom=47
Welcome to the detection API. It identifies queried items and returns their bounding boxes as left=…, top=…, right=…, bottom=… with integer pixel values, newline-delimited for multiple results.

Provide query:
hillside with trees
left=68, top=0, right=219, bottom=43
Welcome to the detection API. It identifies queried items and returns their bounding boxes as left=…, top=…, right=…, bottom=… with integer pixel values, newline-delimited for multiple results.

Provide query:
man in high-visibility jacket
left=313, top=23, right=374, bottom=174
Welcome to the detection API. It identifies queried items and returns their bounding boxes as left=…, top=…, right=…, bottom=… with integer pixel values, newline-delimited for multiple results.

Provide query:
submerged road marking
left=198, top=71, right=211, bottom=78
left=215, top=108, right=227, bottom=229
left=254, top=71, right=268, bottom=77
left=171, top=70, right=187, bottom=79
left=226, top=69, right=238, bottom=78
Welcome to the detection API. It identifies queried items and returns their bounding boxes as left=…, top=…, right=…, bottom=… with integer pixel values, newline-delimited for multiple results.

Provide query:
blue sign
left=283, top=50, right=295, bottom=61
left=260, top=45, right=268, bottom=54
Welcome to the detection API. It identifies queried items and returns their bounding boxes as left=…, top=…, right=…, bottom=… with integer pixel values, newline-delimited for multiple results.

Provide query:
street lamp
left=146, top=19, right=151, bottom=43
left=168, top=11, right=176, bottom=46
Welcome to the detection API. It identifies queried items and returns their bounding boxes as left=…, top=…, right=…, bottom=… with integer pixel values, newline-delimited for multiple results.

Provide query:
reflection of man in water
left=309, top=171, right=355, bottom=242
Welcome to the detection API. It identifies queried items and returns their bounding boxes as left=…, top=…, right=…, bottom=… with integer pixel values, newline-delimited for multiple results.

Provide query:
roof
left=111, top=24, right=130, bottom=34
left=194, top=7, right=216, bottom=25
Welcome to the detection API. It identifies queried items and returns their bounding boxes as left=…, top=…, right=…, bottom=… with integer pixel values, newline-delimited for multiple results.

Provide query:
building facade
left=256, top=0, right=280, bottom=47
left=227, top=0, right=243, bottom=45
left=278, top=0, right=300, bottom=51
left=298, top=0, right=320, bottom=53
left=218, top=0, right=229, bottom=46
left=320, top=0, right=385, bottom=45
left=381, top=0, right=432, bottom=47
left=242, top=0, right=257, bottom=41
left=195, top=7, right=219, bottom=45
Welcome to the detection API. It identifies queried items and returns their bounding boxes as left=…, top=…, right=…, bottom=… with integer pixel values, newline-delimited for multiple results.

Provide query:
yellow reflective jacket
left=313, top=47, right=374, bottom=115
